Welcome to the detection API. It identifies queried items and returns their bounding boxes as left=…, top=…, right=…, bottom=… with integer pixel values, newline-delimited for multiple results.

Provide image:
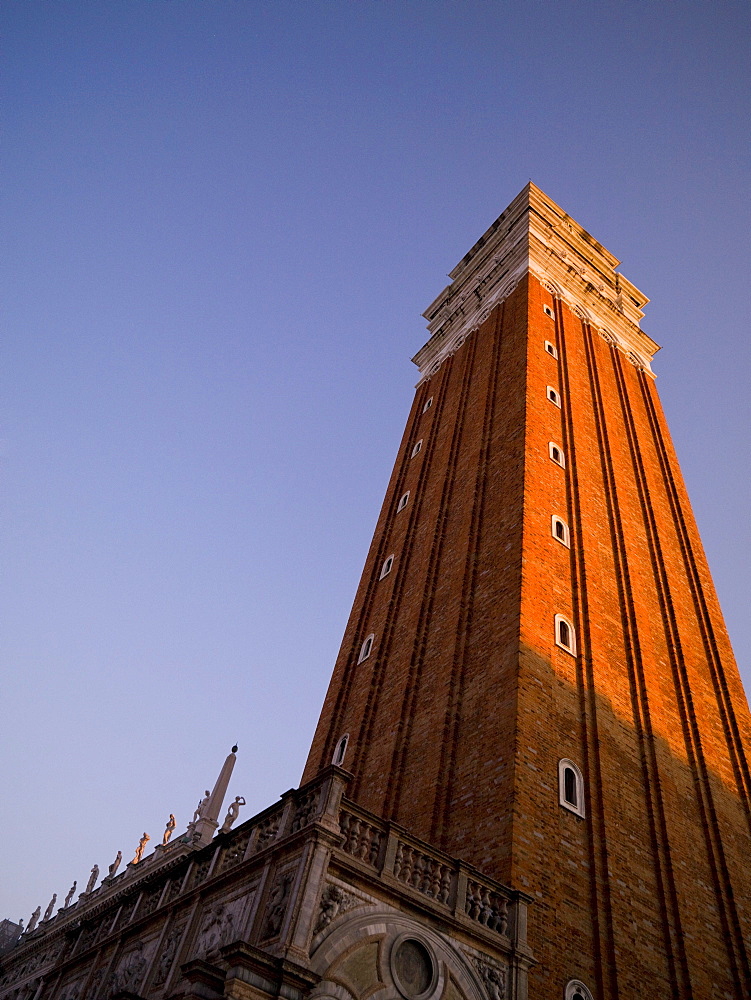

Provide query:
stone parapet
left=0, top=768, right=533, bottom=1000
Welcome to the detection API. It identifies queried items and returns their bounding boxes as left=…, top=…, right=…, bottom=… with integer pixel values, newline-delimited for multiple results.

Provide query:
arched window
left=555, top=614, right=576, bottom=655
left=552, top=515, right=570, bottom=548
left=332, top=734, right=349, bottom=766
left=423, top=397, right=433, bottom=413
left=397, top=492, right=410, bottom=512
left=547, top=386, right=561, bottom=407
left=559, top=760, right=586, bottom=818
left=549, top=441, right=565, bottom=467
left=564, top=766, right=577, bottom=805
left=358, top=634, right=375, bottom=664
left=379, top=554, right=394, bottom=580
left=411, top=440, right=423, bottom=458
left=565, top=980, right=593, bottom=1000
left=544, top=340, right=558, bottom=358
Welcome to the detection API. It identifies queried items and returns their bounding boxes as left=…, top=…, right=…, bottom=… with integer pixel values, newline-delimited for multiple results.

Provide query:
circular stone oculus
left=392, top=938, right=435, bottom=1000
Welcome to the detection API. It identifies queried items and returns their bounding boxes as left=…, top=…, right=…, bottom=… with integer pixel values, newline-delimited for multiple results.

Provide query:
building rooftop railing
left=1, top=766, right=529, bottom=997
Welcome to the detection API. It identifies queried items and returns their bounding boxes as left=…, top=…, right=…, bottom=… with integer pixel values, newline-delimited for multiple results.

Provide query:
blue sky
left=2, top=2, right=749, bottom=921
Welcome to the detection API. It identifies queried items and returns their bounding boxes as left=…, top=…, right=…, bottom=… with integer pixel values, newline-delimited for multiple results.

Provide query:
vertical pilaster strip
left=585, top=329, right=690, bottom=997
left=556, top=300, right=619, bottom=1000
left=352, top=350, right=462, bottom=799
left=430, top=301, right=508, bottom=846
left=385, top=323, right=481, bottom=820
left=638, top=373, right=751, bottom=829
left=612, top=349, right=747, bottom=994
left=626, top=367, right=751, bottom=992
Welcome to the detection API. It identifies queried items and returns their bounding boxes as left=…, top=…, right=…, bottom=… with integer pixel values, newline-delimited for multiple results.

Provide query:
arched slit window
left=543, top=304, right=554, bottom=318
left=564, top=766, right=577, bottom=804
left=549, top=441, right=565, bottom=467
left=565, top=980, right=593, bottom=1000
left=379, top=554, right=394, bottom=580
left=555, top=614, right=576, bottom=655
left=559, top=760, right=586, bottom=818
left=544, top=340, right=558, bottom=358
left=423, top=397, right=433, bottom=413
left=552, top=515, right=570, bottom=548
left=397, top=491, right=410, bottom=512
left=332, top=734, right=349, bottom=766
left=411, top=440, right=423, bottom=458
left=358, top=634, right=375, bottom=664
left=547, top=385, right=561, bottom=407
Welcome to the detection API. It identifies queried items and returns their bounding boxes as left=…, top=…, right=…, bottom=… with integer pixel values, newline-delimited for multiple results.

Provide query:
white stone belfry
left=191, top=745, right=237, bottom=845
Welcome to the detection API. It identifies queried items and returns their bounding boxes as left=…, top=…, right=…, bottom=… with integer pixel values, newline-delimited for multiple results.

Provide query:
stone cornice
left=413, top=183, right=659, bottom=383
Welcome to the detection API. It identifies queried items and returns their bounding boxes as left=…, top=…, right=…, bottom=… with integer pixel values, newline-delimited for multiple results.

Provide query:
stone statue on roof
left=132, top=832, right=150, bottom=864
left=162, top=814, right=176, bottom=845
left=220, top=796, right=246, bottom=834
left=193, top=790, right=211, bottom=823
left=107, top=850, right=122, bottom=878
left=85, top=864, right=99, bottom=894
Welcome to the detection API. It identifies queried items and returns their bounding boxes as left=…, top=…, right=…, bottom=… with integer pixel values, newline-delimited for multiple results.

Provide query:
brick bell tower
left=303, top=184, right=751, bottom=998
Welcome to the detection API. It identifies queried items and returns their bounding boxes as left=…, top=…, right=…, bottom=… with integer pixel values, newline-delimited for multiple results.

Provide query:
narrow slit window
left=358, top=634, right=375, bottom=664
left=555, top=614, right=576, bottom=655
left=559, top=760, right=586, bottom=818
left=544, top=340, right=558, bottom=359
left=423, top=397, right=433, bottom=413
left=397, top=491, right=410, bottom=512
left=547, top=386, right=561, bottom=407
left=379, top=554, right=394, bottom=580
left=332, top=734, right=349, bottom=766
left=411, top=440, right=423, bottom=458
left=549, top=442, right=565, bottom=467
left=544, top=304, right=554, bottom=318
left=552, top=516, right=570, bottom=547
left=564, top=767, right=577, bottom=805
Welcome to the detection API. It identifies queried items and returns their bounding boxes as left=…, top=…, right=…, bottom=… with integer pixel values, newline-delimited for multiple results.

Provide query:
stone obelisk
left=192, top=746, right=237, bottom=846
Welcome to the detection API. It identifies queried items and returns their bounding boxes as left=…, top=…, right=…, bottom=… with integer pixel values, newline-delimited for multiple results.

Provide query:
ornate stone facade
left=0, top=769, right=533, bottom=1000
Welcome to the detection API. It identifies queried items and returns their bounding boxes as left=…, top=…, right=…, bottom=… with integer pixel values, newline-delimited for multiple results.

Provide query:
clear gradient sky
left=2, top=2, right=749, bottom=922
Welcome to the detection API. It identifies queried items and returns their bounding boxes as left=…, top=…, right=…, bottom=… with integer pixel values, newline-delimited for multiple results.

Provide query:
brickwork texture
left=303, top=268, right=751, bottom=999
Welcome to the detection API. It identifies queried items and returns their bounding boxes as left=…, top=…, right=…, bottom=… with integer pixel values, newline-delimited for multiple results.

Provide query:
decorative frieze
left=260, top=868, right=295, bottom=940
left=88, top=961, right=108, bottom=998
left=473, top=957, right=508, bottom=1000
left=220, top=829, right=252, bottom=872
left=194, top=900, right=237, bottom=959
left=138, top=882, right=164, bottom=918
left=254, top=812, right=282, bottom=851
left=0, top=770, right=533, bottom=1000
left=413, top=183, right=658, bottom=384
left=291, top=787, right=320, bottom=833
left=108, top=939, right=151, bottom=996
left=189, top=852, right=215, bottom=889
left=313, top=883, right=360, bottom=934
left=151, top=921, right=185, bottom=987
